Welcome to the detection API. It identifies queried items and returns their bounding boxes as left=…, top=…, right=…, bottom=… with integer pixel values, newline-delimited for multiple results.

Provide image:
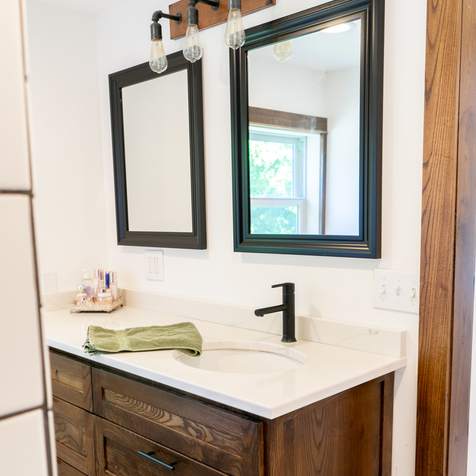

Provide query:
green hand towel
left=83, top=322, right=202, bottom=356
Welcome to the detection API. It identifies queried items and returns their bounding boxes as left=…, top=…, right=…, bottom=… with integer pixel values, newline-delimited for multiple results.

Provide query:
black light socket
left=187, top=6, right=199, bottom=26
left=150, top=21, right=162, bottom=41
left=229, top=0, right=241, bottom=10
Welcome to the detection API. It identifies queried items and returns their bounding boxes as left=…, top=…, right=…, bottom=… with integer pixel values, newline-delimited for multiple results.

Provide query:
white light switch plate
left=145, top=250, right=164, bottom=281
left=374, top=269, right=419, bottom=314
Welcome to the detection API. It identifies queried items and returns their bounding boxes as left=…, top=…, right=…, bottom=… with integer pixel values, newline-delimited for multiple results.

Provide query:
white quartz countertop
left=44, top=306, right=407, bottom=419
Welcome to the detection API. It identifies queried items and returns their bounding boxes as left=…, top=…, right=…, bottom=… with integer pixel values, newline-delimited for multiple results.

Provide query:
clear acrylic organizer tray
left=69, top=294, right=123, bottom=314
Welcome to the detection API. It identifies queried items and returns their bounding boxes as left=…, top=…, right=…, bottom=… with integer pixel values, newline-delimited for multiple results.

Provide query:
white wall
left=26, top=0, right=109, bottom=293
left=26, top=0, right=426, bottom=474
left=325, top=66, right=360, bottom=235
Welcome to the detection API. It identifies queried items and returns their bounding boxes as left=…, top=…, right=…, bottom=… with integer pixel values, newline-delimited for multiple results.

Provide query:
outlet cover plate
left=145, top=250, right=164, bottom=281
left=374, top=269, right=419, bottom=314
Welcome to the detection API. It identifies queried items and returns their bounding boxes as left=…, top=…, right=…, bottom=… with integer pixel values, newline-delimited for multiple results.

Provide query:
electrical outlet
left=373, top=269, right=419, bottom=314
left=145, top=250, right=164, bottom=281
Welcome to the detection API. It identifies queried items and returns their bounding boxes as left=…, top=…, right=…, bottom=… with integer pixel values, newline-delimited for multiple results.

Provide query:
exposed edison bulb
left=150, top=39, right=168, bottom=74
left=183, top=25, right=203, bottom=63
left=225, top=9, right=245, bottom=50
left=273, top=40, right=293, bottom=62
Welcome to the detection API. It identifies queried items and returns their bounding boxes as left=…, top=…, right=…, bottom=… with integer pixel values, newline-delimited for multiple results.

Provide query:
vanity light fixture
left=224, top=0, right=245, bottom=50
left=150, top=10, right=182, bottom=73
left=150, top=0, right=246, bottom=73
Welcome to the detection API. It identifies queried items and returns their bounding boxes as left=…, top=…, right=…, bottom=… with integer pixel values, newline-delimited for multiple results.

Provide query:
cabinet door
left=265, top=373, right=394, bottom=476
left=53, top=396, right=96, bottom=476
left=92, top=369, right=263, bottom=476
left=95, top=417, right=234, bottom=476
left=50, top=350, right=93, bottom=411
left=57, top=459, right=85, bottom=476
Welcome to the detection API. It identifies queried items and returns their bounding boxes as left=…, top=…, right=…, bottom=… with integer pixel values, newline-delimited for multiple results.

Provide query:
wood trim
left=249, top=107, right=328, bottom=134
left=169, top=0, right=276, bottom=40
left=416, top=0, right=476, bottom=474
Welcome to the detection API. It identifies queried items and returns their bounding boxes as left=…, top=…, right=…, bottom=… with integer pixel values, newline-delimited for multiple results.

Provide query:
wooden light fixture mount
left=168, top=0, right=276, bottom=40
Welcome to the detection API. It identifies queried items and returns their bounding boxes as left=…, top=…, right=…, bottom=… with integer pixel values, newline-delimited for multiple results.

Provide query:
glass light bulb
left=273, top=40, right=293, bottom=62
left=224, top=9, right=245, bottom=50
left=183, top=25, right=203, bottom=63
left=150, top=39, right=168, bottom=74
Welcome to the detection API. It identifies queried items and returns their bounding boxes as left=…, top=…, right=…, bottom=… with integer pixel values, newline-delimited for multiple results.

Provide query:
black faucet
left=254, top=283, right=296, bottom=343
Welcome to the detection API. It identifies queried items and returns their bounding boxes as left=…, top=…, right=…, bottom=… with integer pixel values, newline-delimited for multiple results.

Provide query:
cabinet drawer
left=96, top=418, right=229, bottom=476
left=57, top=459, right=86, bottom=476
left=92, top=369, right=263, bottom=476
left=50, top=350, right=93, bottom=411
left=53, top=396, right=96, bottom=476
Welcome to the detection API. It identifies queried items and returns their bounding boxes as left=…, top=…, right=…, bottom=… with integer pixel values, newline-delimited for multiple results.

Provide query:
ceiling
left=249, top=19, right=362, bottom=73
left=28, top=0, right=131, bottom=14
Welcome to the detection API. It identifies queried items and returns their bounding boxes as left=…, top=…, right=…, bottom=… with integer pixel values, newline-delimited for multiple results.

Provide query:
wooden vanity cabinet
left=50, top=351, right=96, bottom=476
left=49, top=349, right=394, bottom=476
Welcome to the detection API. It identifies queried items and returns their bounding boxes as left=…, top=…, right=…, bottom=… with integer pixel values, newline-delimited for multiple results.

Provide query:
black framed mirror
left=230, top=0, right=384, bottom=258
left=110, top=52, right=206, bottom=249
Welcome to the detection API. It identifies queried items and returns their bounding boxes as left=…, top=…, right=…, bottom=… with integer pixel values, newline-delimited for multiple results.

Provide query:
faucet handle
left=272, top=282, right=295, bottom=294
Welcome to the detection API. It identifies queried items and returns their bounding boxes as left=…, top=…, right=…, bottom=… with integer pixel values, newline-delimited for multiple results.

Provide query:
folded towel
left=83, top=322, right=202, bottom=356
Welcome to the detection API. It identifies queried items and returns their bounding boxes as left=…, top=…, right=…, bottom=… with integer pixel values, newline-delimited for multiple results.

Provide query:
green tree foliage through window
left=249, top=140, right=294, bottom=198
left=249, top=133, right=303, bottom=234
left=250, top=206, right=298, bottom=234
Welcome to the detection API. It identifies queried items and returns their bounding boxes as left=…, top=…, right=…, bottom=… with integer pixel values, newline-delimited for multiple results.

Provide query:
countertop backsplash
left=41, top=288, right=406, bottom=358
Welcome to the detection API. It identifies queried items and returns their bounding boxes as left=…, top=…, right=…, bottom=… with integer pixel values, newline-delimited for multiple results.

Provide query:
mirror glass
left=122, top=70, right=192, bottom=233
left=247, top=19, right=361, bottom=236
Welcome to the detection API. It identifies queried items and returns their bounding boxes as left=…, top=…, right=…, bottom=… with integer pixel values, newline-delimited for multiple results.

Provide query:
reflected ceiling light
left=150, top=0, right=246, bottom=73
left=273, top=40, right=293, bottom=62
left=321, top=22, right=355, bottom=33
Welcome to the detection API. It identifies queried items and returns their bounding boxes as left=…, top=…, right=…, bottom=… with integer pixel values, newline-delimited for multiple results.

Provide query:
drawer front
left=96, top=418, right=228, bottom=476
left=50, top=350, right=93, bottom=411
left=57, top=459, right=86, bottom=476
left=92, top=369, right=263, bottom=476
left=53, top=396, right=96, bottom=476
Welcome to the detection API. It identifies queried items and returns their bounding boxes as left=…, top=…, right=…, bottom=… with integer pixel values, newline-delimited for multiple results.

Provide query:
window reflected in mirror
left=247, top=18, right=361, bottom=236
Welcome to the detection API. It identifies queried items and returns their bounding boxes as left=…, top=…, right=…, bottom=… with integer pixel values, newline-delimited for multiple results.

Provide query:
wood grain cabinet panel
left=95, top=417, right=232, bottom=476
left=57, top=459, right=86, bottom=476
left=92, top=368, right=263, bottom=476
left=264, top=373, right=394, bottom=476
left=53, top=396, right=96, bottom=476
left=50, top=350, right=93, bottom=411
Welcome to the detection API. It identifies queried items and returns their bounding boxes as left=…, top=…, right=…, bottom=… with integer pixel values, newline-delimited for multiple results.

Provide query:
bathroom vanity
left=44, top=304, right=405, bottom=476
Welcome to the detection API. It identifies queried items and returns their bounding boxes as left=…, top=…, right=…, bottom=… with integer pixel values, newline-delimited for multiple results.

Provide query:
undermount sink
left=173, top=340, right=306, bottom=374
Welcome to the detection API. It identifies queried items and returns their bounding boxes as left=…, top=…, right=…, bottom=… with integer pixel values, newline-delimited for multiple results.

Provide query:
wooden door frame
left=417, top=0, right=476, bottom=474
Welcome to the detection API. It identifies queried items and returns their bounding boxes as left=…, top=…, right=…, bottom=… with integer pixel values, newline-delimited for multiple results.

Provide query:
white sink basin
left=173, top=340, right=306, bottom=374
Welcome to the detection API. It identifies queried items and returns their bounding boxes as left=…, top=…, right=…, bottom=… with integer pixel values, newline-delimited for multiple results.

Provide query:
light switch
left=145, top=250, right=164, bottom=281
left=374, top=269, right=419, bottom=314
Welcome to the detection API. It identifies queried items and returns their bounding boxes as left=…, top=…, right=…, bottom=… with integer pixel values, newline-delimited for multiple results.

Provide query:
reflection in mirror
left=122, top=70, right=192, bottom=233
left=247, top=19, right=361, bottom=236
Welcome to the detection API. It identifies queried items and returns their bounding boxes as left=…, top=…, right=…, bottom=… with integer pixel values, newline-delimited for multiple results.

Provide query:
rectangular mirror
left=230, top=0, right=384, bottom=258
left=110, top=52, right=206, bottom=249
